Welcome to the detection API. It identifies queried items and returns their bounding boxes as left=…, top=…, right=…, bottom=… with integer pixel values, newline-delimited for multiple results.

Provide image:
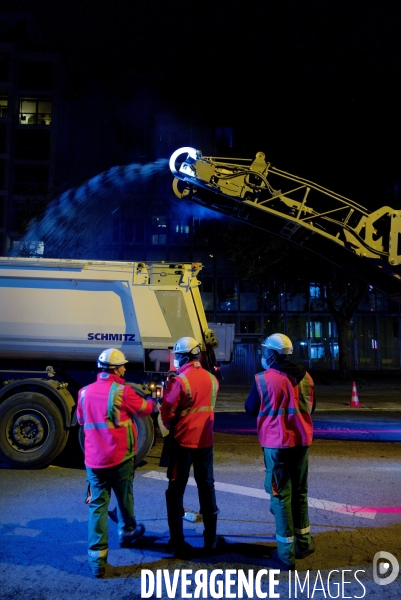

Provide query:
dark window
left=240, top=318, right=261, bottom=334
left=0, top=123, right=6, bottom=152
left=201, top=277, right=214, bottom=292
left=0, top=53, right=9, bottom=81
left=215, top=126, right=233, bottom=149
left=16, top=130, right=51, bottom=159
left=240, top=281, right=261, bottom=311
left=14, top=165, right=49, bottom=194
left=13, top=196, right=48, bottom=234
left=19, top=62, right=54, bottom=90
left=151, top=215, right=167, bottom=245
left=14, top=19, right=29, bottom=42
left=217, top=277, right=238, bottom=311
left=0, top=159, right=5, bottom=190
left=112, top=217, right=144, bottom=244
left=125, top=217, right=144, bottom=243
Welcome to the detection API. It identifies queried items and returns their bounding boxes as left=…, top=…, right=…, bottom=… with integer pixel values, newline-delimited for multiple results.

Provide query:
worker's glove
left=167, top=370, right=178, bottom=379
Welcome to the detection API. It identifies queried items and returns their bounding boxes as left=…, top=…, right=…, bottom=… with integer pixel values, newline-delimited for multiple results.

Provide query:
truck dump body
left=0, top=258, right=208, bottom=371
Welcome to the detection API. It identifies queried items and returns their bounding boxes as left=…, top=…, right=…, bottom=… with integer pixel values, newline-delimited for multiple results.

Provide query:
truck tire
left=78, top=414, right=154, bottom=467
left=133, top=415, right=155, bottom=466
left=0, top=392, right=68, bottom=469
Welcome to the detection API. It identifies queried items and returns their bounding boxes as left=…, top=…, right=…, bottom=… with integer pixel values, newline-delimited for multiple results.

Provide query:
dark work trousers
left=86, top=458, right=136, bottom=570
left=166, top=440, right=218, bottom=547
left=263, top=445, right=311, bottom=566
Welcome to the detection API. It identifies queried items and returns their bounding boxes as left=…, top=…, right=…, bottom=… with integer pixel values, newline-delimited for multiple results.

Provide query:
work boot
left=270, top=551, right=295, bottom=572
left=119, top=523, right=145, bottom=548
left=91, top=564, right=106, bottom=578
left=202, top=535, right=228, bottom=556
left=166, top=539, right=194, bottom=559
left=166, top=489, right=186, bottom=553
left=202, top=512, right=218, bottom=553
left=295, top=536, right=316, bottom=559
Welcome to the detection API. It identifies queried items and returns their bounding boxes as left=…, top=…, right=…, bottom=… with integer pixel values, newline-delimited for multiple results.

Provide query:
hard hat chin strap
left=98, top=362, right=120, bottom=371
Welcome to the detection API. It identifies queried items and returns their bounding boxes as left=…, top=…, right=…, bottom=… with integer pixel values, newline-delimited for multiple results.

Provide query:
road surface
left=0, top=419, right=400, bottom=599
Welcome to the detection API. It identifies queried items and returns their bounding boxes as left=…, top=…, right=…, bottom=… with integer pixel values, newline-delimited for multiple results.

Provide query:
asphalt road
left=1, top=418, right=401, bottom=600
left=214, top=411, right=401, bottom=442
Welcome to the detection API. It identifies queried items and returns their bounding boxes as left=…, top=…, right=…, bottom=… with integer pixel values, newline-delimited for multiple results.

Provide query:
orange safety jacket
left=77, top=372, right=154, bottom=469
left=161, top=360, right=219, bottom=448
left=255, top=368, right=314, bottom=448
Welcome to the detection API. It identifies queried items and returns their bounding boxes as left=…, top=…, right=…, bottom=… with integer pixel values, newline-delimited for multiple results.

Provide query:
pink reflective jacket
left=255, top=368, right=314, bottom=448
left=161, top=360, right=219, bottom=448
left=77, top=372, right=154, bottom=468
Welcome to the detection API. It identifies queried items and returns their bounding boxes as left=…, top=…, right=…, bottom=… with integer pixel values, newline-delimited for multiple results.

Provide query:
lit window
left=310, top=283, right=321, bottom=298
left=13, top=240, right=44, bottom=256
left=0, top=97, right=7, bottom=118
left=308, top=321, right=322, bottom=337
left=152, top=234, right=166, bottom=245
left=19, top=98, right=52, bottom=125
left=310, top=344, right=324, bottom=359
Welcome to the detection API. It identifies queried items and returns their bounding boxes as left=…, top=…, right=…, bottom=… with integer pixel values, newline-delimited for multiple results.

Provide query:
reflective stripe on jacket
left=255, top=368, right=314, bottom=448
left=76, top=372, right=154, bottom=468
left=161, top=360, right=219, bottom=448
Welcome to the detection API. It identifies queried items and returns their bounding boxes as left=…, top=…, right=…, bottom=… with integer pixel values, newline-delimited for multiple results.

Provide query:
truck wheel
left=78, top=415, right=154, bottom=467
left=134, top=415, right=154, bottom=466
left=0, top=392, right=68, bottom=469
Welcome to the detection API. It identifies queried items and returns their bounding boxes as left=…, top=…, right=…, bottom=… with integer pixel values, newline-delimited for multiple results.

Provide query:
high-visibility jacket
left=161, top=360, right=219, bottom=448
left=255, top=367, right=314, bottom=448
left=77, top=372, right=154, bottom=469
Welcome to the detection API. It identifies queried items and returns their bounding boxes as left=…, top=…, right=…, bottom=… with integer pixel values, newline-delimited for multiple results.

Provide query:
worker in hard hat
left=245, top=333, right=316, bottom=570
left=76, top=348, right=156, bottom=578
left=160, top=336, right=220, bottom=558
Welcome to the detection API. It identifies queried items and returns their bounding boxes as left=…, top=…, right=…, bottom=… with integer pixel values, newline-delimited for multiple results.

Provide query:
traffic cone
left=348, top=381, right=364, bottom=407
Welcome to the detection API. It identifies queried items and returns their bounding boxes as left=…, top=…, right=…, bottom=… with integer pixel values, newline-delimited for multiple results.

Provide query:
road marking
left=142, top=470, right=376, bottom=520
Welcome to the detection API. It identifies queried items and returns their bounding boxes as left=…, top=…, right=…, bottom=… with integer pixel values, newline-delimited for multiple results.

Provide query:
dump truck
left=0, top=258, right=230, bottom=468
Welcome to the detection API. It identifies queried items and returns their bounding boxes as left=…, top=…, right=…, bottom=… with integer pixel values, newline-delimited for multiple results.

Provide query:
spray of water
left=11, top=159, right=170, bottom=258
left=177, top=199, right=222, bottom=222
left=11, top=156, right=224, bottom=259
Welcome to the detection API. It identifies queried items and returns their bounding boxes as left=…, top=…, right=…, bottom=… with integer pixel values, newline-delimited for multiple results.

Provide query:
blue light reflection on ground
left=214, top=412, right=401, bottom=442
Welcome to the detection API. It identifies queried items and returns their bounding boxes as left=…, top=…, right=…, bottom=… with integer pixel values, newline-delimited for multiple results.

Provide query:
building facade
left=0, top=12, right=65, bottom=255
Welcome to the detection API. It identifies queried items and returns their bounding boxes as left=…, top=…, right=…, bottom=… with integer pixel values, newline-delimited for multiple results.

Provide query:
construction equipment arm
left=170, top=147, right=401, bottom=298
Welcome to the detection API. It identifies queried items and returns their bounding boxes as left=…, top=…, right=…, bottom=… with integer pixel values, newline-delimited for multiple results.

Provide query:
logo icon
left=373, top=551, right=399, bottom=585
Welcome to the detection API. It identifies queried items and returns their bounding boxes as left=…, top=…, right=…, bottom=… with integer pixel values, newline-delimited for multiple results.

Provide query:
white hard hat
left=262, top=333, right=293, bottom=355
left=97, top=348, right=129, bottom=368
left=173, top=337, right=201, bottom=356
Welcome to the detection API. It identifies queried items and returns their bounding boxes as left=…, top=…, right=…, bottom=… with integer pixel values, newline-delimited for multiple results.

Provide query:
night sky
left=5, top=0, right=401, bottom=211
